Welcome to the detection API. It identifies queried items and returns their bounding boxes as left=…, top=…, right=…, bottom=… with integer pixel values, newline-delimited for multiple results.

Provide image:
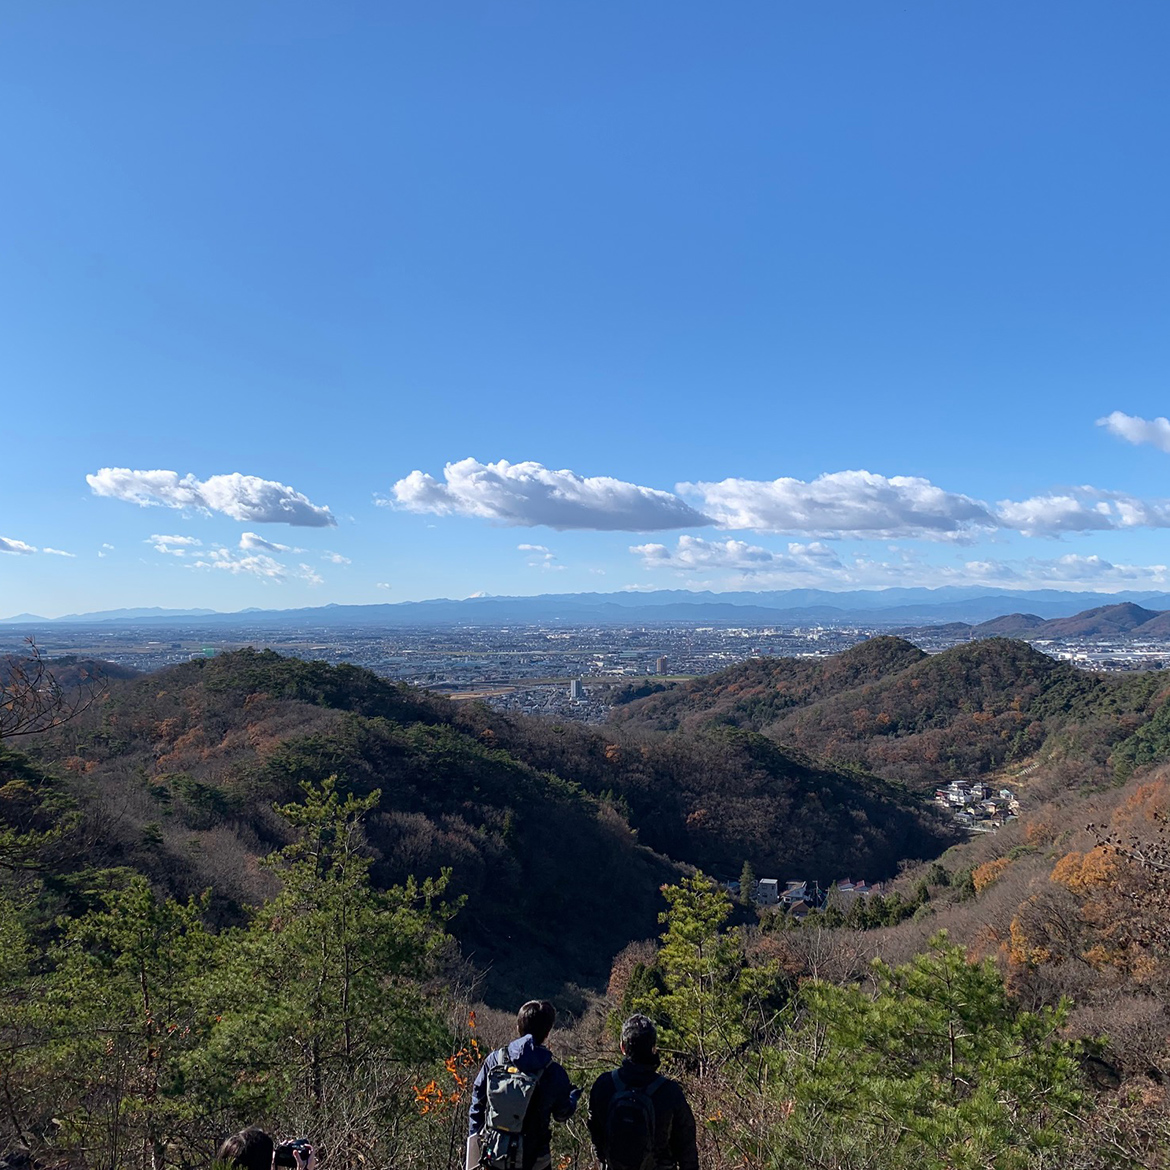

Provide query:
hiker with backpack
left=467, top=999, right=581, bottom=1170
left=587, top=1014, right=699, bottom=1170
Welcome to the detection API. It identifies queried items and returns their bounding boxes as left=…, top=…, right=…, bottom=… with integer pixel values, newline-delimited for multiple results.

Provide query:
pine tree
left=767, top=934, right=1083, bottom=1169
left=39, top=876, right=217, bottom=1170
left=738, top=860, right=757, bottom=906
left=200, top=777, right=457, bottom=1165
left=634, top=873, right=779, bottom=1076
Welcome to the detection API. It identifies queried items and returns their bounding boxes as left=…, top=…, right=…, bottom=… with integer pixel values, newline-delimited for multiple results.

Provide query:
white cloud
left=626, top=535, right=1170, bottom=593
left=995, top=488, right=1170, bottom=536
left=1098, top=411, right=1170, bottom=453
left=240, top=531, right=299, bottom=553
left=680, top=470, right=997, bottom=540
left=632, top=536, right=845, bottom=576
left=87, top=467, right=336, bottom=527
left=518, top=541, right=558, bottom=567
left=948, top=554, right=1169, bottom=590
left=42, top=548, right=75, bottom=558
left=322, top=551, right=351, bottom=564
left=390, top=458, right=711, bottom=531
left=147, top=533, right=203, bottom=557
left=298, top=562, right=325, bottom=585
left=376, top=582, right=392, bottom=590
left=189, top=548, right=287, bottom=579
left=0, top=537, right=36, bottom=555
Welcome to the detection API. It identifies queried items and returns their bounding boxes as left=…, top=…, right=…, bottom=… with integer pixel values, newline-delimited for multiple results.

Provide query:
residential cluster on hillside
left=935, top=780, right=1019, bottom=831
left=732, top=877, right=884, bottom=920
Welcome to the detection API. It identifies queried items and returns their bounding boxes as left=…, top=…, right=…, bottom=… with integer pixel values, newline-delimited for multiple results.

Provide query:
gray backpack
left=479, top=1048, right=546, bottom=1169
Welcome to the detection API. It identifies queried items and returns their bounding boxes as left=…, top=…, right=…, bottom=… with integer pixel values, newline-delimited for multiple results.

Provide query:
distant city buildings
left=9, top=617, right=1170, bottom=708
left=569, top=678, right=585, bottom=701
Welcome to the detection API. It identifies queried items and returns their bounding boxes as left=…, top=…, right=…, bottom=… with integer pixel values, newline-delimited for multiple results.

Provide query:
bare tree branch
left=0, top=637, right=106, bottom=742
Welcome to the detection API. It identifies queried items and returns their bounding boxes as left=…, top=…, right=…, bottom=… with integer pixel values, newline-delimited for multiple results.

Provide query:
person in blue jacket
left=467, top=999, right=580, bottom=1170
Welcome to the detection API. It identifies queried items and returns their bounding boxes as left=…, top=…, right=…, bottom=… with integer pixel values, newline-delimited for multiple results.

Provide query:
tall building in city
left=569, top=678, right=585, bottom=701
left=656, top=656, right=668, bottom=675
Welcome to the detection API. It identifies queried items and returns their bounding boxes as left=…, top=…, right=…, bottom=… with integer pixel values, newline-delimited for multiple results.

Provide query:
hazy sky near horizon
left=4, top=2, right=1170, bottom=616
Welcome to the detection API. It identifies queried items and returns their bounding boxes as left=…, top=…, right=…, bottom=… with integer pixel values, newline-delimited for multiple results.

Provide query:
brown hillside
left=972, top=612, right=1045, bottom=636
left=1033, top=602, right=1163, bottom=639
left=609, top=635, right=927, bottom=733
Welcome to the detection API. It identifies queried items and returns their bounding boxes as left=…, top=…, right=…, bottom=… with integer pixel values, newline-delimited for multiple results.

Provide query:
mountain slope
left=614, top=636, right=1170, bottom=789
left=18, top=649, right=952, bottom=1001
left=973, top=613, right=1045, bottom=636
left=1032, top=602, right=1164, bottom=639
left=609, top=636, right=928, bottom=733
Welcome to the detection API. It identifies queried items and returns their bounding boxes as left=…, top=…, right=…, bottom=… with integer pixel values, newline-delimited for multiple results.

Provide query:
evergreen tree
left=738, top=860, right=756, bottom=906
left=767, top=935, right=1084, bottom=1169
left=38, top=876, right=217, bottom=1170
left=200, top=777, right=457, bottom=1166
left=634, top=873, right=779, bottom=1076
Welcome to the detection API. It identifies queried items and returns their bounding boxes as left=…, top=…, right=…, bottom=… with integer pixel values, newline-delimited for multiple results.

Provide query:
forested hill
left=613, top=636, right=1170, bottom=788
left=609, top=635, right=928, bottom=733
left=7, top=649, right=953, bottom=1003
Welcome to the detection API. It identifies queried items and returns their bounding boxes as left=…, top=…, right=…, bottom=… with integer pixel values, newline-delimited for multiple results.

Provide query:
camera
left=272, top=1139, right=313, bottom=1168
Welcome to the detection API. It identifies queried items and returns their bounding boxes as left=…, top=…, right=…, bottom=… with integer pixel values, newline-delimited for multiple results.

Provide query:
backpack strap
left=493, top=1047, right=547, bottom=1082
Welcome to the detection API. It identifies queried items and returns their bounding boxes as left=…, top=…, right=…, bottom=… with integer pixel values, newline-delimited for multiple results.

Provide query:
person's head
left=620, top=1013, right=658, bottom=1063
left=517, top=999, right=557, bottom=1045
left=217, top=1128, right=273, bottom=1170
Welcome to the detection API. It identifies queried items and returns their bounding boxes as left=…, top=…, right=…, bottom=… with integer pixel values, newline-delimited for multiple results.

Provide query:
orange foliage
left=1050, top=846, right=1118, bottom=896
left=972, top=856, right=1012, bottom=893
left=152, top=718, right=181, bottom=745
left=1008, top=914, right=1052, bottom=967
left=1113, top=776, right=1170, bottom=831
left=413, top=1013, right=481, bottom=1117
left=1024, top=817, right=1055, bottom=847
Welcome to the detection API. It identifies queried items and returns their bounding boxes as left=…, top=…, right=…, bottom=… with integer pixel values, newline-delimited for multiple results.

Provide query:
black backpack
left=604, top=1069, right=664, bottom=1170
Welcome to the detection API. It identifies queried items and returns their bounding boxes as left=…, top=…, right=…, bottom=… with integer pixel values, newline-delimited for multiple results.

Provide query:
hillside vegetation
left=12, top=649, right=952, bottom=1002
left=4, top=643, right=1170, bottom=1168
left=614, top=636, right=1170, bottom=788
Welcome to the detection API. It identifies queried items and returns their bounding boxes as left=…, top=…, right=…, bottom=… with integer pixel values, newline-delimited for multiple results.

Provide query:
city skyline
left=5, top=3, right=1170, bottom=616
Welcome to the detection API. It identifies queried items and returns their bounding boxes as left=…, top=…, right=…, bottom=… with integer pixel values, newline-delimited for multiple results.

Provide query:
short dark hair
left=517, top=999, right=557, bottom=1045
left=217, top=1128, right=273, bottom=1170
left=620, top=1013, right=658, bottom=1062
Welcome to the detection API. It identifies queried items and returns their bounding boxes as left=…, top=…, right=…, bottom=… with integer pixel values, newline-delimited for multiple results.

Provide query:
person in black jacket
left=587, top=1014, right=699, bottom=1170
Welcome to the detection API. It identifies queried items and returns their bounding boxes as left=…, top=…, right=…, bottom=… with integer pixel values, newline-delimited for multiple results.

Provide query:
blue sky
left=4, top=2, right=1170, bottom=615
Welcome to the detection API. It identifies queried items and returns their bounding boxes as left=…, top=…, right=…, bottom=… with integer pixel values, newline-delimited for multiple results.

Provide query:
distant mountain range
left=8, top=588, right=1170, bottom=628
left=899, top=601, right=1170, bottom=641
left=1, top=607, right=220, bottom=624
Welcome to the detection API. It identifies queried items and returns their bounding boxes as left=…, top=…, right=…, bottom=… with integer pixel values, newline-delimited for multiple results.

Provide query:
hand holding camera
left=272, top=1139, right=315, bottom=1170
